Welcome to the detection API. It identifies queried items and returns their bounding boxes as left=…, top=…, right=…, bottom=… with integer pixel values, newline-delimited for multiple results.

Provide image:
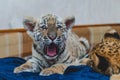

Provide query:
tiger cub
left=14, top=14, right=89, bottom=76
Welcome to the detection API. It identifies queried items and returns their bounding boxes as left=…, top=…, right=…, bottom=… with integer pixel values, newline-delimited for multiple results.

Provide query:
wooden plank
left=0, top=28, right=26, bottom=33
left=74, top=23, right=120, bottom=28
left=0, top=23, right=120, bottom=33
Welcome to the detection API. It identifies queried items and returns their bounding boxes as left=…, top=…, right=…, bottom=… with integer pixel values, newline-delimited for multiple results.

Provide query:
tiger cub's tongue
left=47, top=43, right=57, bottom=57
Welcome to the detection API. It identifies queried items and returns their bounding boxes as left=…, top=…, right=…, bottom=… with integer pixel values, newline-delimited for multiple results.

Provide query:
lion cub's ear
left=63, top=16, right=75, bottom=30
left=23, top=16, right=37, bottom=32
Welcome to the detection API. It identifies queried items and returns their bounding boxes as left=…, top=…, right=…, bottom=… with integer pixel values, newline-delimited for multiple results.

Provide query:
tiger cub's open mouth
left=44, top=43, right=58, bottom=57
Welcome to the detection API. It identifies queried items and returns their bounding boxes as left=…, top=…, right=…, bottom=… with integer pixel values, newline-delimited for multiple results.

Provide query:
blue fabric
left=0, top=57, right=110, bottom=80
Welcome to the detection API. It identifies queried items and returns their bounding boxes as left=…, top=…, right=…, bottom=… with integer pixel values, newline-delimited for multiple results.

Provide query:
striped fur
left=14, top=14, right=89, bottom=76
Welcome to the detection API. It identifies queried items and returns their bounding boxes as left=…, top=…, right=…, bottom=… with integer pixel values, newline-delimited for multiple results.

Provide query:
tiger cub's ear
left=23, top=16, right=37, bottom=32
left=64, top=16, right=75, bottom=30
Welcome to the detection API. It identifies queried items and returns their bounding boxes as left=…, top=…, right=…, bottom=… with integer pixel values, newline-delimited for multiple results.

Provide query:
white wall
left=0, top=0, right=120, bottom=29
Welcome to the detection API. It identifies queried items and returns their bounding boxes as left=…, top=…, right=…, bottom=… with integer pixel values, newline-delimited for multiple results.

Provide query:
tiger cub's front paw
left=40, top=64, right=66, bottom=76
left=14, top=62, right=33, bottom=73
left=40, top=68, right=56, bottom=76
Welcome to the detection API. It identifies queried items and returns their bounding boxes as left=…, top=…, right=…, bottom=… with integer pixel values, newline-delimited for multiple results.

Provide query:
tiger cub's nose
left=48, top=34, right=56, bottom=41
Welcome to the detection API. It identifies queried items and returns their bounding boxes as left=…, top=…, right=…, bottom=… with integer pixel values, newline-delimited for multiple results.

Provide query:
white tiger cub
left=14, top=14, right=89, bottom=76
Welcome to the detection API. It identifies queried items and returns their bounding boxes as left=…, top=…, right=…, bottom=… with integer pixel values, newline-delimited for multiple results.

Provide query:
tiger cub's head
left=23, top=14, right=75, bottom=60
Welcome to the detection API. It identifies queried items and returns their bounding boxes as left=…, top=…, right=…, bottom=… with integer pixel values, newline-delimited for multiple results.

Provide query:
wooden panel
left=0, top=33, right=7, bottom=57
left=0, top=28, right=26, bottom=33
left=0, top=47, right=6, bottom=58
left=0, top=23, right=120, bottom=33
left=9, top=44, right=19, bottom=57
left=0, top=23, right=120, bottom=58
left=112, top=26, right=120, bottom=33
left=0, top=34, right=6, bottom=47
left=72, top=27, right=90, bottom=42
left=22, top=32, right=32, bottom=57
left=74, top=23, right=120, bottom=28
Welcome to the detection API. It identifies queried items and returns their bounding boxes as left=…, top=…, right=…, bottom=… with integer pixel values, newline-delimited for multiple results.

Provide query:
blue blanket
left=0, top=57, right=110, bottom=80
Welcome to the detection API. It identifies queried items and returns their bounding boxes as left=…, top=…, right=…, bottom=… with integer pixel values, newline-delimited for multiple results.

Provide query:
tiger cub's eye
left=41, top=25, right=47, bottom=29
left=57, top=25, right=62, bottom=28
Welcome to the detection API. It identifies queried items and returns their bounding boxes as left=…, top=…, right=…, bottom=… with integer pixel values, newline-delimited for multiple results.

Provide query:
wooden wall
left=0, top=23, right=120, bottom=58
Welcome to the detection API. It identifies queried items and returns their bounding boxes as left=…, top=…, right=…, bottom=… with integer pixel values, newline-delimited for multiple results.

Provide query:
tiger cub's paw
left=40, top=64, right=66, bottom=76
left=14, top=62, right=33, bottom=73
left=40, top=68, right=56, bottom=76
